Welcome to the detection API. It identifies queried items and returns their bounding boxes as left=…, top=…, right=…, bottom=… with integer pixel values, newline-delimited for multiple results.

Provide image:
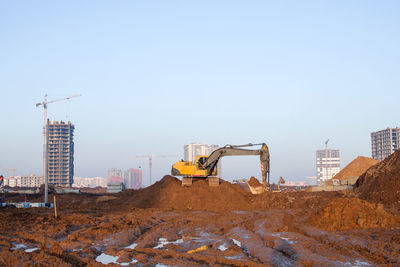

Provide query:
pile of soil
left=354, top=150, right=400, bottom=206
left=332, top=156, right=378, bottom=181
left=308, top=198, right=400, bottom=230
left=114, top=176, right=252, bottom=211
left=248, top=176, right=262, bottom=187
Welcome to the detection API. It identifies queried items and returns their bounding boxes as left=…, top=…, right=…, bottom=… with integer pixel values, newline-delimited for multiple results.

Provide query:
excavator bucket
left=247, top=184, right=265, bottom=194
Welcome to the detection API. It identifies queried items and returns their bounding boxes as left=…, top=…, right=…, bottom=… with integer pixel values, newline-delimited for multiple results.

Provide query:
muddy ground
left=1, top=175, right=400, bottom=266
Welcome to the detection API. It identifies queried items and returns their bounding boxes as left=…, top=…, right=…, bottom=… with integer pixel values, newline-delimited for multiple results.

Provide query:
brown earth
left=308, top=198, right=400, bottom=231
left=248, top=176, right=262, bottom=187
left=355, top=149, right=400, bottom=206
left=332, top=156, right=378, bottom=181
left=1, top=172, right=400, bottom=266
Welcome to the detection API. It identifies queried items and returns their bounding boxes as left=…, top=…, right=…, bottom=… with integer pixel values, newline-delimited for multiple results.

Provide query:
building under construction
left=371, top=127, right=400, bottom=161
left=47, top=120, right=75, bottom=187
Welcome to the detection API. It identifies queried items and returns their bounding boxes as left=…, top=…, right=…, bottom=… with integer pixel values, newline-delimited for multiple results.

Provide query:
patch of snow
left=154, top=238, right=169, bottom=249
left=25, top=247, right=39, bottom=253
left=231, top=238, right=241, bottom=247
left=11, top=243, right=27, bottom=250
left=125, top=243, right=137, bottom=249
left=120, top=257, right=138, bottom=266
left=95, top=253, right=119, bottom=265
left=154, top=238, right=184, bottom=249
left=218, top=243, right=228, bottom=251
left=271, top=233, right=297, bottom=244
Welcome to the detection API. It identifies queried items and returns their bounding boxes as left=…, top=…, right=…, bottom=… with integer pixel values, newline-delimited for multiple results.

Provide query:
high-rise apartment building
left=124, top=168, right=143, bottom=189
left=184, top=143, right=221, bottom=177
left=316, top=149, right=340, bottom=184
left=371, top=127, right=400, bottom=161
left=47, top=120, right=74, bottom=187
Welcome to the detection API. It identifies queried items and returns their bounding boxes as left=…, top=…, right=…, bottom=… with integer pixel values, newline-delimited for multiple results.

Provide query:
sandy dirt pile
left=308, top=198, right=400, bottom=231
left=114, top=175, right=252, bottom=211
left=248, top=176, right=262, bottom=187
left=354, top=150, right=400, bottom=206
left=332, top=156, right=378, bottom=181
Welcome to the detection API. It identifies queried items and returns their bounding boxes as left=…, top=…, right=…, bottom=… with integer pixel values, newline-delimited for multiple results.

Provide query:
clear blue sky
left=1, top=1, right=399, bottom=186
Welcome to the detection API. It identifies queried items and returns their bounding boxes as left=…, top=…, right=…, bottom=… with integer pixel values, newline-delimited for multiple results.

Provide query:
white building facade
left=316, top=149, right=340, bottom=184
left=72, top=177, right=107, bottom=188
left=184, top=143, right=221, bottom=177
left=371, top=127, right=400, bottom=161
left=4, top=175, right=43, bottom=187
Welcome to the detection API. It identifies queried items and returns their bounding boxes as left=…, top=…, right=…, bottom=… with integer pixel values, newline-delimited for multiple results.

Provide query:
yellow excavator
left=171, top=143, right=270, bottom=188
left=272, top=176, right=285, bottom=192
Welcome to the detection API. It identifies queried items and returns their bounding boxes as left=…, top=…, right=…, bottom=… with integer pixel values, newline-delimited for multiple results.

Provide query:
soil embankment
left=355, top=149, right=400, bottom=206
left=332, top=156, right=378, bottom=181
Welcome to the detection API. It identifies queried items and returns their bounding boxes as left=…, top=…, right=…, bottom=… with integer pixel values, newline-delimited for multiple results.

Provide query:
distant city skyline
left=1, top=1, right=399, bottom=184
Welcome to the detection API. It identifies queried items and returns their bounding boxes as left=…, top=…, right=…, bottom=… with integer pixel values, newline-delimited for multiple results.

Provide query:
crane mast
left=134, top=155, right=179, bottom=186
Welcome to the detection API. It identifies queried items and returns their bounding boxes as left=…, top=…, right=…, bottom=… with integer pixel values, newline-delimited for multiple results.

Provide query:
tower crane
left=134, top=155, right=179, bottom=186
left=36, top=94, right=81, bottom=204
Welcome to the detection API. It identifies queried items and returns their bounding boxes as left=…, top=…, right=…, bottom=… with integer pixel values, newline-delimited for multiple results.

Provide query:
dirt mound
left=308, top=198, right=400, bottom=230
left=333, top=156, right=378, bottom=181
left=354, top=150, right=400, bottom=206
left=115, top=176, right=252, bottom=211
left=248, top=176, right=262, bottom=187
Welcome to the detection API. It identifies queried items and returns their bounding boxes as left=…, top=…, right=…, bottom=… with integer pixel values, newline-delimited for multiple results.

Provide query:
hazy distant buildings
left=72, top=177, right=106, bottom=188
left=47, top=120, right=75, bottom=187
left=371, top=127, right=400, bottom=161
left=124, top=168, right=143, bottom=189
left=184, top=143, right=221, bottom=177
left=316, top=149, right=340, bottom=184
left=306, top=176, right=318, bottom=186
left=4, top=175, right=43, bottom=187
left=107, top=168, right=123, bottom=182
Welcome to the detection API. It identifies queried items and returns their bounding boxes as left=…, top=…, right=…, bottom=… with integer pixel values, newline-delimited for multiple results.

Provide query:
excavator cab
left=197, top=156, right=208, bottom=169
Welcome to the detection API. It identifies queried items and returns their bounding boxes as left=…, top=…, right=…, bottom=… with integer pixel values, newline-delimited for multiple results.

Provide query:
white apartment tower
left=371, top=127, right=400, bottom=161
left=316, top=148, right=340, bottom=184
left=47, top=120, right=74, bottom=187
left=184, top=143, right=221, bottom=177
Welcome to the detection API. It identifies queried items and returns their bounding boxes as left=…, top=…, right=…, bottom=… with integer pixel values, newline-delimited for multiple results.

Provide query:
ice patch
left=218, top=243, right=228, bottom=251
left=271, top=233, right=297, bottom=244
left=125, top=243, right=137, bottom=249
left=25, top=248, right=39, bottom=253
left=11, top=243, right=27, bottom=250
left=225, top=255, right=241, bottom=260
left=95, top=253, right=119, bottom=265
left=154, top=238, right=183, bottom=249
left=155, top=264, right=168, bottom=267
left=343, top=259, right=372, bottom=266
left=120, top=258, right=138, bottom=266
left=231, top=238, right=241, bottom=247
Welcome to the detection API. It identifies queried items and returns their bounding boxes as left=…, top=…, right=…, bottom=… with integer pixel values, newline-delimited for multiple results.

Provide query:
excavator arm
left=201, top=143, right=270, bottom=186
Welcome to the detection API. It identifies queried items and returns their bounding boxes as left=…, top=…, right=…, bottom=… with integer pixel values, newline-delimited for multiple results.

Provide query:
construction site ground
left=1, top=173, right=400, bottom=267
